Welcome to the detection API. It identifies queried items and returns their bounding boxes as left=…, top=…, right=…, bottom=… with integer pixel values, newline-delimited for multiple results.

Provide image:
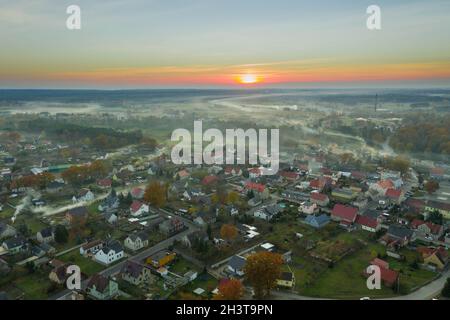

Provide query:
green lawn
left=14, top=271, right=53, bottom=300
left=295, top=241, right=436, bottom=299
left=58, top=251, right=105, bottom=276
left=169, top=257, right=200, bottom=275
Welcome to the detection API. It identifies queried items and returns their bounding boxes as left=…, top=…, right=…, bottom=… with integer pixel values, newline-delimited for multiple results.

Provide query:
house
left=130, top=187, right=145, bottom=200
left=383, top=225, right=415, bottom=247
left=97, top=178, right=112, bottom=189
left=245, top=182, right=269, bottom=199
left=331, top=204, right=358, bottom=225
left=124, top=231, right=149, bottom=251
left=104, top=212, right=118, bottom=225
left=46, top=181, right=65, bottom=193
left=332, top=188, right=357, bottom=202
left=94, top=240, right=124, bottom=265
left=80, top=240, right=104, bottom=256
left=281, top=190, right=309, bottom=203
left=299, top=201, right=318, bottom=215
left=159, top=218, right=185, bottom=236
left=404, top=198, right=425, bottom=214
left=182, top=230, right=209, bottom=248
left=309, top=177, right=332, bottom=191
left=224, top=167, right=242, bottom=176
left=49, top=264, right=69, bottom=285
left=365, top=258, right=399, bottom=288
left=184, top=271, right=198, bottom=282
left=65, top=206, right=88, bottom=225
left=2, top=237, right=27, bottom=254
left=130, top=200, right=149, bottom=217
left=0, top=222, right=16, bottom=239
left=371, top=258, right=390, bottom=270
left=417, top=247, right=448, bottom=271
left=310, top=192, right=330, bottom=207
left=355, top=215, right=380, bottom=233
left=385, top=189, right=404, bottom=205
left=254, top=204, right=283, bottom=221
left=227, top=255, right=246, bottom=276
left=410, top=219, right=444, bottom=242
left=146, top=250, right=176, bottom=268
left=194, top=211, right=217, bottom=227
left=276, top=271, right=295, bottom=289
left=425, top=200, right=450, bottom=220
left=121, top=260, right=154, bottom=286
left=86, top=274, right=119, bottom=300
left=279, top=171, right=299, bottom=181
left=36, top=227, right=54, bottom=243
left=304, top=214, right=330, bottom=229
left=98, top=189, right=120, bottom=214
left=73, top=188, right=94, bottom=203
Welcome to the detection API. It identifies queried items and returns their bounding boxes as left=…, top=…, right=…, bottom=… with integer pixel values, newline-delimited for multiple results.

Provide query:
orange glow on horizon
left=236, top=73, right=263, bottom=84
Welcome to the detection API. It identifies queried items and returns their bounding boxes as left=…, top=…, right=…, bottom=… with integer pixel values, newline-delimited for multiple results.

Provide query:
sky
left=1, top=0, right=450, bottom=89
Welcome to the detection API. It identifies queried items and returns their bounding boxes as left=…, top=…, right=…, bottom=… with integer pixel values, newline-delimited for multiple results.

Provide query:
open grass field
left=58, top=251, right=105, bottom=276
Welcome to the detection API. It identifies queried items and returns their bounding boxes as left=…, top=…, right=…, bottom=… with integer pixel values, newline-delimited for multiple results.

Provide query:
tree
left=227, top=191, right=240, bottom=205
left=220, top=224, right=238, bottom=242
left=144, top=181, right=167, bottom=208
left=214, top=279, right=244, bottom=300
left=442, top=278, right=450, bottom=298
left=206, top=224, right=212, bottom=240
left=385, top=156, right=410, bottom=174
left=427, top=210, right=443, bottom=225
left=244, top=251, right=283, bottom=299
left=424, top=180, right=440, bottom=194
left=54, top=225, right=69, bottom=244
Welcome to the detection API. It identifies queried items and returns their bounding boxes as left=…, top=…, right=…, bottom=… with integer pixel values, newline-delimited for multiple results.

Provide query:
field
left=262, top=219, right=437, bottom=299
left=58, top=251, right=105, bottom=276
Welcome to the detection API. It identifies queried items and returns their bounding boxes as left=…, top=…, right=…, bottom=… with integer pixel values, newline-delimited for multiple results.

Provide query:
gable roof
left=245, top=182, right=266, bottom=193
left=121, top=260, right=145, bottom=278
left=355, top=215, right=378, bottom=229
left=386, top=188, right=402, bottom=199
left=130, top=200, right=145, bottom=213
left=331, top=204, right=358, bottom=222
left=310, top=192, right=328, bottom=202
left=410, top=219, right=443, bottom=235
left=228, top=255, right=246, bottom=271
left=87, top=274, right=110, bottom=293
left=387, top=225, right=414, bottom=239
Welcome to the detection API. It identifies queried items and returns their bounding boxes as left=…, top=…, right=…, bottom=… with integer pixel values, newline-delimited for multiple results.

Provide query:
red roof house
left=355, top=215, right=379, bottom=232
left=331, top=204, right=358, bottom=223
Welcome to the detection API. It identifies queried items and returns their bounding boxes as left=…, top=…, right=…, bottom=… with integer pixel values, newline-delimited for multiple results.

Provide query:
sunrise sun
left=237, top=74, right=261, bottom=84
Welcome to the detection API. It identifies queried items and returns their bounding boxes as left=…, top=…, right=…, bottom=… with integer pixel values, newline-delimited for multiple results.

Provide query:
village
left=0, top=116, right=449, bottom=301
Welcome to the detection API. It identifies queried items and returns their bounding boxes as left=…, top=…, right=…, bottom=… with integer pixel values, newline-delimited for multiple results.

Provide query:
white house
left=298, top=202, right=318, bottom=215
left=124, top=232, right=149, bottom=252
left=72, top=189, right=95, bottom=203
left=130, top=201, right=149, bottom=217
left=94, top=241, right=124, bottom=265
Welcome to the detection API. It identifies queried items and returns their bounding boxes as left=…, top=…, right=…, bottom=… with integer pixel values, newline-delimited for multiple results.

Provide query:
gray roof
left=228, top=255, right=246, bottom=271
left=3, top=237, right=26, bottom=249
left=101, top=240, right=123, bottom=254
left=388, top=225, right=414, bottom=239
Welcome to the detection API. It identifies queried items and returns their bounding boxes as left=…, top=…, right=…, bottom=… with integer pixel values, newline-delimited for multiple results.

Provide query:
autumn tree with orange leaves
left=220, top=224, right=238, bottom=242
left=144, top=181, right=167, bottom=208
left=214, top=279, right=244, bottom=300
left=244, top=251, right=283, bottom=299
